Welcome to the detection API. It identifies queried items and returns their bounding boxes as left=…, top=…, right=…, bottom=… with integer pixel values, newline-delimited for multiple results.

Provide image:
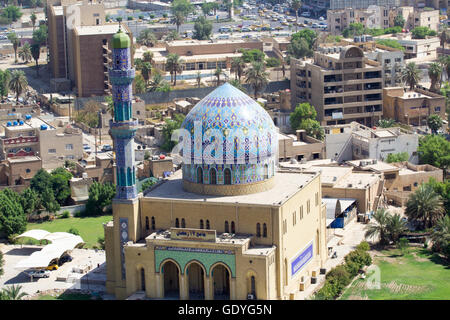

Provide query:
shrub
left=314, top=282, right=338, bottom=300
left=344, top=249, right=372, bottom=272
left=356, top=241, right=370, bottom=252
left=60, top=210, right=70, bottom=219
left=397, top=237, right=409, bottom=255
left=265, top=57, right=280, bottom=68
left=97, top=236, right=105, bottom=250
left=326, top=265, right=351, bottom=288
left=68, top=227, right=80, bottom=235
left=344, top=260, right=360, bottom=277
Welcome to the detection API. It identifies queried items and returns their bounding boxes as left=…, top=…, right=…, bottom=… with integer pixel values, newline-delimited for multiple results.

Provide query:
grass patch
left=26, top=215, right=112, bottom=248
left=37, top=292, right=93, bottom=300
left=340, top=247, right=450, bottom=300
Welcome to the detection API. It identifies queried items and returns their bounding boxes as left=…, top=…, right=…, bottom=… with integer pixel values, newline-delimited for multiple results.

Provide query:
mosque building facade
left=104, top=30, right=328, bottom=300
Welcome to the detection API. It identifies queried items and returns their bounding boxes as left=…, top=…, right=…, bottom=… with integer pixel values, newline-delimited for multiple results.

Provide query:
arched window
left=175, top=218, right=179, bottom=228
left=231, top=221, right=235, bottom=234
left=264, top=164, right=269, bottom=179
left=151, top=217, right=155, bottom=230
left=225, top=221, right=229, bottom=233
left=206, top=220, right=210, bottom=229
left=256, top=223, right=261, bottom=237
left=210, top=168, right=217, bottom=185
left=200, top=219, right=204, bottom=229
left=197, top=167, right=203, bottom=183
left=224, top=168, right=232, bottom=185
left=263, top=223, right=267, bottom=238
left=181, top=218, right=186, bottom=228
left=251, top=276, right=256, bottom=296
left=145, top=217, right=149, bottom=230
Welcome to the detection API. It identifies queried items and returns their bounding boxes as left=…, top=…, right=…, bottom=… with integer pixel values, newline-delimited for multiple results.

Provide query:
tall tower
left=109, top=28, right=137, bottom=200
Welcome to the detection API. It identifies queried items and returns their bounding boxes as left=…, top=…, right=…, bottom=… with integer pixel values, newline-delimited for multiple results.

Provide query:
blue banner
left=291, top=242, right=313, bottom=277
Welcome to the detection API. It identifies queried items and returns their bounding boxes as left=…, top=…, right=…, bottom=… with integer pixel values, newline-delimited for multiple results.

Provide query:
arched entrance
left=211, top=264, right=230, bottom=300
left=186, top=262, right=205, bottom=300
left=162, top=260, right=180, bottom=299
left=140, top=268, right=146, bottom=291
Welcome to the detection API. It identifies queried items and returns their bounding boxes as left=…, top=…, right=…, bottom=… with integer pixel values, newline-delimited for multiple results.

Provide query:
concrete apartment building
left=0, top=156, right=42, bottom=191
left=375, top=33, right=440, bottom=58
left=278, top=130, right=326, bottom=162
left=290, top=45, right=384, bottom=127
left=47, top=0, right=132, bottom=96
left=0, top=117, right=83, bottom=169
left=383, top=86, right=446, bottom=126
left=327, top=6, right=391, bottom=34
left=75, top=152, right=115, bottom=183
left=389, top=6, right=440, bottom=31
left=324, top=121, right=419, bottom=163
left=149, top=39, right=263, bottom=73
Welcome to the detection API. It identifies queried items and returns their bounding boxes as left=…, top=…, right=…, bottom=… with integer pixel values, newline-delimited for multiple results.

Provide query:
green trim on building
left=155, top=247, right=236, bottom=277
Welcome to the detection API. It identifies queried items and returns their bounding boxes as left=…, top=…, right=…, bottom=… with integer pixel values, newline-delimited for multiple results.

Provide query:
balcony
left=2, top=136, right=38, bottom=146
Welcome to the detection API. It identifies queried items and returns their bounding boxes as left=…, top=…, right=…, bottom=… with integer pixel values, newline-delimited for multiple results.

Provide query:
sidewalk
left=295, top=220, right=367, bottom=300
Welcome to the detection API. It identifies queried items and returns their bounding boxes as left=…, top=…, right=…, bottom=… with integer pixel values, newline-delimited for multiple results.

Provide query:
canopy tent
left=14, top=230, right=84, bottom=270
left=323, top=198, right=357, bottom=229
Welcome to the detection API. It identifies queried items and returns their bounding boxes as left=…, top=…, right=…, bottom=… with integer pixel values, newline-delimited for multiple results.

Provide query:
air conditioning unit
left=311, top=277, right=317, bottom=284
left=247, top=294, right=256, bottom=300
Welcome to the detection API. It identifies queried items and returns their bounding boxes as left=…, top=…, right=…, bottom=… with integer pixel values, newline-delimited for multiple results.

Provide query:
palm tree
left=7, top=32, right=19, bottom=63
left=1, top=285, right=27, bottom=300
left=141, top=62, right=152, bottom=84
left=223, top=0, right=233, bottom=20
left=0, top=69, right=11, bottom=99
left=431, top=215, right=450, bottom=259
left=214, top=67, right=223, bottom=86
left=137, top=29, right=157, bottom=47
left=292, top=0, right=302, bottom=32
left=165, top=53, right=184, bottom=86
left=439, top=55, right=450, bottom=81
left=244, top=61, right=269, bottom=99
left=439, top=29, right=449, bottom=50
left=143, top=51, right=154, bottom=65
left=9, top=70, right=28, bottom=102
left=30, top=43, right=40, bottom=77
left=148, top=71, right=165, bottom=92
left=165, top=30, right=180, bottom=42
left=405, top=184, right=444, bottom=229
left=428, top=62, right=442, bottom=93
left=228, top=79, right=247, bottom=93
left=230, top=56, right=245, bottom=82
left=386, top=214, right=407, bottom=244
left=401, top=62, right=421, bottom=91
left=196, top=71, right=201, bottom=88
left=19, top=43, right=32, bottom=63
left=30, top=12, right=37, bottom=31
left=365, top=208, right=391, bottom=245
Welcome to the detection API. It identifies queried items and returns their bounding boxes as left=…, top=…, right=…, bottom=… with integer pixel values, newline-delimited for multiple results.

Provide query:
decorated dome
left=180, top=83, right=278, bottom=196
left=111, top=28, right=131, bottom=49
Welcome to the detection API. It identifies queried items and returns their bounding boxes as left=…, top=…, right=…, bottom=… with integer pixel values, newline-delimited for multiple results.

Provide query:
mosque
left=104, top=29, right=328, bottom=300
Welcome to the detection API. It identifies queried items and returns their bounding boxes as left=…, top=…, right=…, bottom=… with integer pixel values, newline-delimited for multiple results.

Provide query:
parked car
left=46, top=263, right=59, bottom=271
left=101, top=144, right=113, bottom=152
left=83, top=144, right=92, bottom=153
left=319, top=16, right=325, bottom=21
left=29, top=269, right=50, bottom=278
left=58, top=254, right=73, bottom=266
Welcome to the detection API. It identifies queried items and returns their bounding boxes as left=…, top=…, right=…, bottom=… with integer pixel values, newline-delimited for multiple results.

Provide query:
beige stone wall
left=166, top=40, right=263, bottom=56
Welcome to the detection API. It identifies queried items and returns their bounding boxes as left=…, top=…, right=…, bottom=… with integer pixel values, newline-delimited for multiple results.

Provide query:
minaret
left=109, top=27, right=137, bottom=200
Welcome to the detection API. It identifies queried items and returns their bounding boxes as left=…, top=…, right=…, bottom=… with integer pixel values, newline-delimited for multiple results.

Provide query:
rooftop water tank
left=25, top=114, right=31, bottom=120
left=19, top=120, right=24, bottom=125
left=6, top=121, right=11, bottom=126
left=13, top=121, right=18, bottom=126
left=40, top=124, right=48, bottom=130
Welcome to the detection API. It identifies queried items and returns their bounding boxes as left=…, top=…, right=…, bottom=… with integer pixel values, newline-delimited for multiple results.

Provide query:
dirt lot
left=0, top=244, right=113, bottom=299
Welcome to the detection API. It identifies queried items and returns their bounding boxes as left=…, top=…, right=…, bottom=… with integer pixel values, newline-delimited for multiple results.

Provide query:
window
left=224, top=168, right=231, bottom=185
left=181, top=218, right=186, bottom=228
left=256, top=223, right=261, bottom=237
left=66, top=155, right=74, bottom=160
left=145, top=217, right=149, bottom=230
left=200, top=219, right=204, bottom=229
left=48, top=149, right=56, bottom=153
left=293, top=211, right=296, bottom=226
left=175, top=218, right=179, bottom=228
left=206, top=220, right=210, bottom=229
left=151, top=217, right=155, bottom=230
left=225, top=221, right=229, bottom=233
left=65, top=144, right=73, bottom=150
left=231, top=221, right=235, bottom=233
left=210, top=168, right=217, bottom=185
left=315, top=192, right=319, bottom=206
left=300, top=205, right=304, bottom=220
left=263, top=223, right=267, bottom=238
left=26, top=168, right=31, bottom=173
left=197, top=167, right=203, bottom=183
left=307, top=200, right=311, bottom=214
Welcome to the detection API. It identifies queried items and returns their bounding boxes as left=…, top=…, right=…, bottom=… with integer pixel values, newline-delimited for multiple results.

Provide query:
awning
left=14, top=230, right=84, bottom=270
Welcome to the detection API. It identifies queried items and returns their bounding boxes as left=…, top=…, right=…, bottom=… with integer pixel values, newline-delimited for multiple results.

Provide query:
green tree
left=139, top=179, right=156, bottom=193
left=244, top=61, right=269, bottom=99
left=240, top=48, right=265, bottom=63
left=418, top=134, right=450, bottom=173
left=431, top=215, right=450, bottom=260
left=1, top=5, right=22, bottom=22
left=193, top=16, right=213, bottom=40
left=375, top=39, right=405, bottom=51
left=342, top=22, right=365, bottom=38
left=30, top=43, right=40, bottom=77
left=230, top=56, right=245, bottom=82
left=386, top=152, right=409, bottom=163
left=291, top=0, right=302, bottom=32
left=405, top=183, right=444, bottom=229
left=228, top=79, right=246, bottom=93
left=196, top=70, right=202, bottom=88
left=299, top=118, right=325, bottom=141
left=0, top=250, right=4, bottom=277
left=20, top=188, right=41, bottom=216
left=0, top=285, right=27, bottom=300
left=397, top=237, right=409, bottom=255
left=161, top=113, right=185, bottom=151
left=439, top=55, right=450, bottom=81
left=365, top=208, right=391, bottom=245
left=377, top=118, right=396, bottom=128
left=85, top=182, right=116, bottom=216
left=289, top=102, right=317, bottom=129
left=30, top=169, right=60, bottom=213
left=201, top=2, right=214, bottom=17
left=214, top=67, right=223, bottom=86
left=411, top=26, right=435, bottom=39
left=141, top=61, right=152, bottom=84
left=7, top=32, right=19, bottom=63
left=426, top=178, right=450, bottom=215
left=222, top=0, right=233, bottom=20
left=393, top=14, right=405, bottom=27
left=137, top=29, right=157, bottom=47
left=51, top=167, right=73, bottom=206
left=428, top=62, right=442, bottom=93
left=8, top=69, right=28, bottom=102
left=171, top=0, right=194, bottom=33
left=427, top=114, right=443, bottom=134
left=134, top=74, right=147, bottom=94
left=401, top=62, right=421, bottom=90
left=288, top=37, right=313, bottom=59
left=30, top=12, right=37, bottom=30
left=32, top=24, right=47, bottom=47
left=165, top=30, right=180, bottom=42
left=165, top=53, right=184, bottom=86
left=0, top=69, right=10, bottom=99
left=18, top=42, right=32, bottom=63
left=0, top=188, right=27, bottom=238
left=386, top=213, right=407, bottom=244
left=265, top=57, right=281, bottom=68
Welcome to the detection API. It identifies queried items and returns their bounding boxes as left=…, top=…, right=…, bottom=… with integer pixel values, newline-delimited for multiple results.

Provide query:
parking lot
left=0, top=244, right=110, bottom=299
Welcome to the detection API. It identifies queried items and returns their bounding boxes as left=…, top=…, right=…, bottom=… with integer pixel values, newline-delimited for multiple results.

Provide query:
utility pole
left=95, top=127, right=98, bottom=156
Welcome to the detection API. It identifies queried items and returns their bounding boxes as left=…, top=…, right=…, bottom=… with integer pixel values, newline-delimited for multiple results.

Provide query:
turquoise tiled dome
left=181, top=83, right=277, bottom=187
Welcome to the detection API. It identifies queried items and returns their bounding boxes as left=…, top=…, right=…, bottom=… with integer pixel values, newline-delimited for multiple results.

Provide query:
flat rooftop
left=333, top=172, right=380, bottom=189
left=75, top=24, right=122, bottom=36
left=147, top=229, right=252, bottom=246
left=401, top=91, right=432, bottom=99
left=143, top=169, right=318, bottom=206
left=167, top=39, right=261, bottom=46
left=347, top=159, right=399, bottom=173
